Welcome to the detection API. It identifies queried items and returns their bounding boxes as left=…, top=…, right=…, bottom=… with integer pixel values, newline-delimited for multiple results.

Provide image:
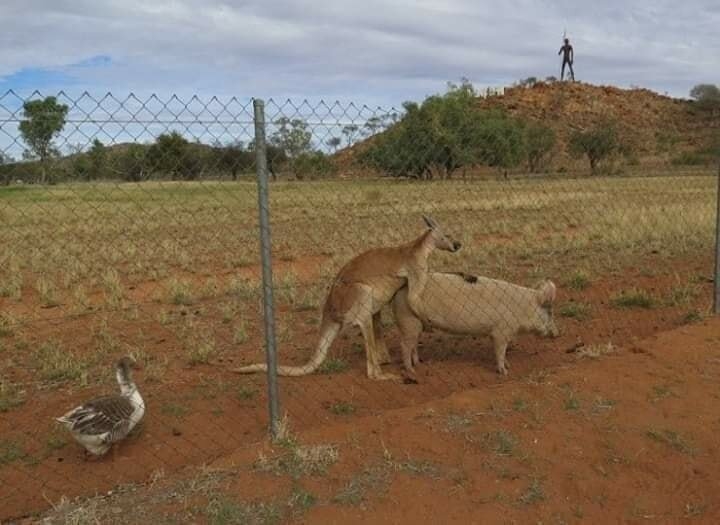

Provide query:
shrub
left=292, top=151, right=336, bottom=179
left=568, top=121, right=621, bottom=174
left=524, top=123, right=556, bottom=172
left=689, top=84, right=720, bottom=112
left=361, top=80, right=525, bottom=178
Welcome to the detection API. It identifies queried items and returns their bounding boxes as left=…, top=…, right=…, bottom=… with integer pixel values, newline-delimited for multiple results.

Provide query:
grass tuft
left=206, top=497, right=281, bottom=525
left=559, top=301, right=591, bottom=320
left=518, top=479, right=545, bottom=505
left=255, top=443, right=339, bottom=479
left=565, top=270, right=591, bottom=290
left=318, top=358, right=349, bottom=374
left=611, top=288, right=655, bottom=309
left=328, top=401, right=356, bottom=416
left=646, top=428, right=695, bottom=455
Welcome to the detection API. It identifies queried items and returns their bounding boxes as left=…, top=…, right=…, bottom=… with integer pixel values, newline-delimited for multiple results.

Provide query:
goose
left=56, top=356, right=145, bottom=458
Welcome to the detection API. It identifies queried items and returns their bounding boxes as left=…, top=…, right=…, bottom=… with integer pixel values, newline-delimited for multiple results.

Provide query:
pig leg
left=492, top=334, right=509, bottom=375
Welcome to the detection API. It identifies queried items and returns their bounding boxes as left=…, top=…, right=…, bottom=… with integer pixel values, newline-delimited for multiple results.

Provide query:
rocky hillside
left=477, top=81, right=714, bottom=163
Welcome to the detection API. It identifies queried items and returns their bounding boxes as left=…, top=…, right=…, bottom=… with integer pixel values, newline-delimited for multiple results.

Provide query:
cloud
left=0, top=0, right=718, bottom=106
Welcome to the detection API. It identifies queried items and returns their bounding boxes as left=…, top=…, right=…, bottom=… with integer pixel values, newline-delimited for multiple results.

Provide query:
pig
left=392, top=272, right=559, bottom=376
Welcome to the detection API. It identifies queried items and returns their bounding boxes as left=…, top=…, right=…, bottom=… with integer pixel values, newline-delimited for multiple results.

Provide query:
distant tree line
left=2, top=83, right=717, bottom=185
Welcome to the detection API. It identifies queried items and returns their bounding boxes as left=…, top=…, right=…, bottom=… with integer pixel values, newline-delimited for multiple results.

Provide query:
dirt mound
left=479, top=81, right=703, bottom=158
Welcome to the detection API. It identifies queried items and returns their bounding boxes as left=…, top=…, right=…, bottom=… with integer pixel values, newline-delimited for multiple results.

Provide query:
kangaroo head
left=422, top=214, right=462, bottom=252
left=534, top=280, right=559, bottom=338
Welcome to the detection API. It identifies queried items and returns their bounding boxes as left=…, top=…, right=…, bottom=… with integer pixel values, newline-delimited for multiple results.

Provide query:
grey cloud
left=1, top=0, right=718, bottom=106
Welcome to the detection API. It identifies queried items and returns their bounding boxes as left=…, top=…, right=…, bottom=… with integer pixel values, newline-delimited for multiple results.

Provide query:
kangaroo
left=392, top=272, right=559, bottom=377
left=233, top=215, right=461, bottom=381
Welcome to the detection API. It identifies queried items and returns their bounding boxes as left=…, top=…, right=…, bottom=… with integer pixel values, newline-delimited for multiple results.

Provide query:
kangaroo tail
left=232, top=318, right=341, bottom=376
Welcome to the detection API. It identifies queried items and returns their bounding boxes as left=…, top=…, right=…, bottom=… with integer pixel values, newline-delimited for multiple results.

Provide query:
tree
left=524, top=123, right=556, bottom=173
left=88, top=139, right=107, bottom=179
left=363, top=117, right=383, bottom=137
left=147, top=131, right=200, bottom=179
left=689, top=84, right=720, bottom=112
left=568, top=121, right=620, bottom=174
left=270, top=118, right=312, bottom=159
left=361, top=79, right=525, bottom=178
left=115, top=144, right=148, bottom=182
left=18, top=96, right=69, bottom=184
left=325, top=137, right=342, bottom=152
left=341, top=124, right=360, bottom=145
left=216, top=141, right=253, bottom=180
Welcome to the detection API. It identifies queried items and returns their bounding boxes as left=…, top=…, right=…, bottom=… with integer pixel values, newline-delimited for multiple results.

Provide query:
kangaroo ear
left=536, top=280, right=557, bottom=305
left=422, top=214, right=438, bottom=230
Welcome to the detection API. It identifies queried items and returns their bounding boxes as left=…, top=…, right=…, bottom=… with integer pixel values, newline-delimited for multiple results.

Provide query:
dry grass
left=0, top=377, right=25, bottom=412
left=0, top=174, right=712, bottom=326
left=575, top=342, right=617, bottom=360
left=255, top=442, right=339, bottom=479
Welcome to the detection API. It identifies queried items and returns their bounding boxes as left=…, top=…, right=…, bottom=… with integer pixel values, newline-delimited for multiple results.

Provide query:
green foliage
left=516, top=76, right=538, bottom=87
left=270, top=118, right=312, bottom=159
left=325, top=136, right=342, bottom=151
left=671, top=150, right=710, bottom=166
left=147, top=132, right=195, bottom=179
left=292, top=151, right=336, bottom=179
left=524, top=122, right=556, bottom=173
left=215, top=141, right=254, bottom=180
left=568, top=121, right=621, bottom=174
left=116, top=144, right=149, bottom=182
left=18, top=96, right=69, bottom=183
left=88, top=139, right=108, bottom=179
left=361, top=80, right=525, bottom=178
left=689, top=84, right=720, bottom=111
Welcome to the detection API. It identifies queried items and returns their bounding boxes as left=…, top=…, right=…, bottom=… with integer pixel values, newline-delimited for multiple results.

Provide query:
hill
left=476, top=81, right=715, bottom=165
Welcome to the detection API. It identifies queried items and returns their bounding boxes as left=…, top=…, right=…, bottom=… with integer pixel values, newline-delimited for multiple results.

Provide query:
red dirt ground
left=21, top=316, right=720, bottom=524
left=0, top=255, right=716, bottom=522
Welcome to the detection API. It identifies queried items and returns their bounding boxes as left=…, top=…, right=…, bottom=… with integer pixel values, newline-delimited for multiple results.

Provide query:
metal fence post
left=253, top=98, right=281, bottom=438
left=714, top=162, right=720, bottom=314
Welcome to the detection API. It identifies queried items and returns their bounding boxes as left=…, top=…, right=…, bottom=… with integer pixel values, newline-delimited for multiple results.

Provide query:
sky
left=1, top=1, right=718, bottom=157
left=2, top=0, right=718, bottom=105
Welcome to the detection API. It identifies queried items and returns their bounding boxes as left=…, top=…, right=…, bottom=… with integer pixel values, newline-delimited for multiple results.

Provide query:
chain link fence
left=0, top=89, right=718, bottom=520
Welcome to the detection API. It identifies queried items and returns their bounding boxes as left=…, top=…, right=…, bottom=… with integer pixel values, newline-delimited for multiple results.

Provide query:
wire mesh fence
left=0, top=89, right=718, bottom=520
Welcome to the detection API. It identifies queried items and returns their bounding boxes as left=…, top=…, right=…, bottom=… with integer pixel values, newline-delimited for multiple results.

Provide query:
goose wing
left=60, top=395, right=135, bottom=436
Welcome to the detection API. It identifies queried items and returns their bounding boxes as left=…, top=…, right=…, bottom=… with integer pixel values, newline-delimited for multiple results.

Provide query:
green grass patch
left=0, top=440, right=26, bottom=465
left=518, top=479, right=545, bottom=505
left=161, top=403, right=189, bottom=418
left=237, top=386, right=258, bottom=401
left=34, top=341, right=89, bottom=384
left=205, top=497, right=281, bottom=525
left=559, top=301, right=591, bottom=320
left=565, top=270, right=591, bottom=290
left=611, top=288, right=655, bottom=309
left=482, top=430, right=518, bottom=456
left=318, top=358, right=350, bottom=374
left=328, top=401, right=356, bottom=416
left=646, top=428, right=695, bottom=455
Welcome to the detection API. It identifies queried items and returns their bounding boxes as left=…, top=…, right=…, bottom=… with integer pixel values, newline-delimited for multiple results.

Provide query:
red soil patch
left=25, top=317, right=720, bottom=524
left=0, top=255, right=716, bottom=521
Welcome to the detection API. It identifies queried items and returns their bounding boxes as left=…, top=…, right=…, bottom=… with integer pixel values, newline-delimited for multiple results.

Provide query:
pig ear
left=537, top=280, right=557, bottom=305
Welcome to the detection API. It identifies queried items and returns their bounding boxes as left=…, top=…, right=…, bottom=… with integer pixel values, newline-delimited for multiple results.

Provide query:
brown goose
left=56, top=356, right=145, bottom=457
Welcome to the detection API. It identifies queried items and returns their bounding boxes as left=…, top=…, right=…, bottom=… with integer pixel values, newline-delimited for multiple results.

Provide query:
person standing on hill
left=559, top=37, right=575, bottom=81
